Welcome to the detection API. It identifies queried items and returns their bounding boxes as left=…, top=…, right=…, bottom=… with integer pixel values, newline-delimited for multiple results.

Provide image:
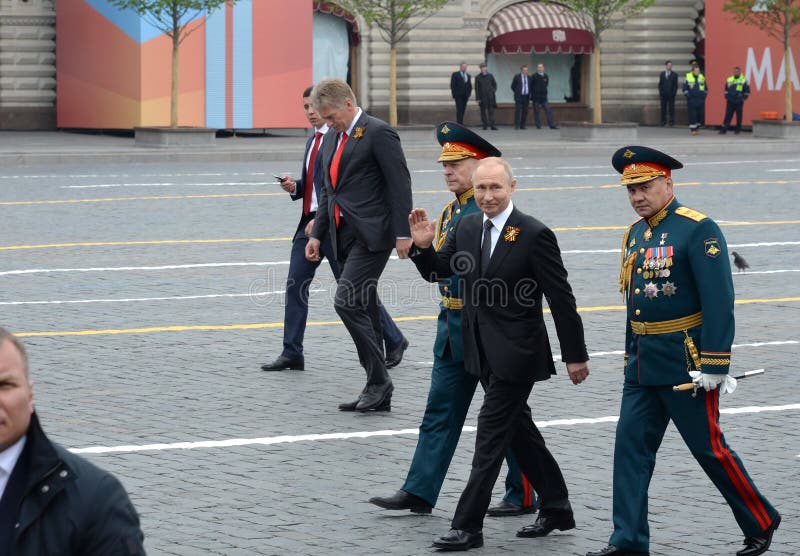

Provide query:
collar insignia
left=353, top=127, right=364, bottom=139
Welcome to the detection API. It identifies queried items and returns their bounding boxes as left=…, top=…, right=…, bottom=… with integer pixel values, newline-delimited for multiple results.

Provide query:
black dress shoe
left=260, top=355, right=304, bottom=371
left=516, top=512, right=575, bottom=537
left=491, top=126, right=498, bottom=130
left=432, top=529, right=483, bottom=551
left=586, top=545, right=649, bottom=556
left=549, top=125, right=559, bottom=129
left=737, top=513, right=781, bottom=556
left=369, top=490, right=432, bottom=514
left=356, top=382, right=394, bottom=411
left=385, top=337, right=409, bottom=369
left=338, top=397, right=390, bottom=412
left=486, top=499, right=536, bottom=517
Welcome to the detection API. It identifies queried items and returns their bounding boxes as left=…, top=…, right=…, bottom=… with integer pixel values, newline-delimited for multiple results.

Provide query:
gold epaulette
left=675, top=206, right=707, bottom=222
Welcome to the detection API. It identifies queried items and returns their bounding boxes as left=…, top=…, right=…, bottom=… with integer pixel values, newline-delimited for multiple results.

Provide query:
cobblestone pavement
left=1, top=128, right=798, bottom=555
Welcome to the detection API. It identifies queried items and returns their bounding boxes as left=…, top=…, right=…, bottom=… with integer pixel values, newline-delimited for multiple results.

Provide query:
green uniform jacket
left=432, top=189, right=479, bottom=361
left=620, top=196, right=734, bottom=385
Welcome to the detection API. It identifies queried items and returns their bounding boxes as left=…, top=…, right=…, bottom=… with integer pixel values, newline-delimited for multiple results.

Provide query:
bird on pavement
left=731, top=251, right=750, bottom=273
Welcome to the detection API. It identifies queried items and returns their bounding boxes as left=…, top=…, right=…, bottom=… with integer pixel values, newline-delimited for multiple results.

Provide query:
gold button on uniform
left=443, top=286, right=449, bottom=292
left=637, top=268, right=642, bottom=274
left=635, top=309, right=641, bottom=316
left=634, top=288, right=641, bottom=294
left=639, top=248, right=645, bottom=254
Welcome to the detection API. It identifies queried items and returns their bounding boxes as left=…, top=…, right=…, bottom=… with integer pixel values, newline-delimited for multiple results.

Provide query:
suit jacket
left=290, top=132, right=325, bottom=239
left=658, top=70, right=678, bottom=98
left=510, top=73, right=531, bottom=101
left=311, top=112, right=413, bottom=252
left=450, top=71, right=472, bottom=99
left=412, top=207, right=588, bottom=382
left=531, top=72, right=549, bottom=100
left=475, top=72, right=497, bottom=107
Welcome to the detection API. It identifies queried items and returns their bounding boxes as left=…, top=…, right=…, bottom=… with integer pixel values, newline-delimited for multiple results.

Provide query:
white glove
left=689, top=371, right=738, bottom=394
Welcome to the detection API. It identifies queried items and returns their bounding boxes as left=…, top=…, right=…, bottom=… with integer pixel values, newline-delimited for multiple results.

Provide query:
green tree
left=333, top=0, right=449, bottom=126
left=110, top=0, right=232, bottom=127
left=545, top=0, right=656, bottom=123
left=724, top=0, right=800, bottom=122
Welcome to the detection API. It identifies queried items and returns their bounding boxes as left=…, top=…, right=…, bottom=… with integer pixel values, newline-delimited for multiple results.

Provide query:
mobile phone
left=273, top=174, right=285, bottom=182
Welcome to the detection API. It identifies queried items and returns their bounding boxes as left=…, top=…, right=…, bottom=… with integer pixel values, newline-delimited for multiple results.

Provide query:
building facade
left=0, top=0, right=704, bottom=129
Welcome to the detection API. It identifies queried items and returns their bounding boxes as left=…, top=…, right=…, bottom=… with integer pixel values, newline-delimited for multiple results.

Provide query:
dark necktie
left=303, top=131, right=323, bottom=215
left=522, top=75, right=527, bottom=95
left=481, top=219, right=493, bottom=275
left=330, top=131, right=348, bottom=227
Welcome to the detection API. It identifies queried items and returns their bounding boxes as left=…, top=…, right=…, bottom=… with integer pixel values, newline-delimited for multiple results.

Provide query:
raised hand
left=408, top=208, right=436, bottom=248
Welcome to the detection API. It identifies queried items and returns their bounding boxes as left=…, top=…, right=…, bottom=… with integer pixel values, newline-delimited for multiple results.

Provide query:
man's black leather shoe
left=338, top=397, right=390, bottom=412
left=586, top=545, right=649, bottom=556
left=260, top=355, right=304, bottom=371
left=516, top=512, right=575, bottom=537
left=385, top=337, right=409, bottom=369
left=432, top=529, right=483, bottom=551
left=356, top=382, right=393, bottom=411
left=368, top=490, right=432, bottom=514
left=486, top=499, right=535, bottom=517
left=737, top=513, right=781, bottom=556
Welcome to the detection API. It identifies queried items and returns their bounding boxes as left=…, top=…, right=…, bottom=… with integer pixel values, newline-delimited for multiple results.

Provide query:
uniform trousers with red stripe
left=609, top=380, right=777, bottom=553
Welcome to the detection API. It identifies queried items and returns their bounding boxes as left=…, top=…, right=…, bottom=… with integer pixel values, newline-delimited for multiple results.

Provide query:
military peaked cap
left=436, top=121, right=501, bottom=162
left=611, top=145, right=684, bottom=186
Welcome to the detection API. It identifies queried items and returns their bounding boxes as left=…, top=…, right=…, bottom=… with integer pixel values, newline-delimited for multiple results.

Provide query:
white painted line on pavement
left=70, top=403, right=800, bottom=455
left=413, top=341, right=797, bottom=367
left=63, top=182, right=268, bottom=189
left=0, top=261, right=291, bottom=276
left=2, top=172, right=268, bottom=180
left=0, top=290, right=313, bottom=306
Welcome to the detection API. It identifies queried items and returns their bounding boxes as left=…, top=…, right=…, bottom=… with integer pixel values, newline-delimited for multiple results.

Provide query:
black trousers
left=479, top=102, right=495, bottom=128
left=660, top=95, right=675, bottom=125
left=722, top=101, right=744, bottom=131
left=454, top=96, right=468, bottom=124
left=514, top=95, right=530, bottom=128
left=334, top=221, right=392, bottom=386
left=450, top=359, right=570, bottom=532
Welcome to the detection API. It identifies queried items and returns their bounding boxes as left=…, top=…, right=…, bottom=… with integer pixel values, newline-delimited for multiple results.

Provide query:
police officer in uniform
left=683, top=61, right=707, bottom=135
left=368, top=122, right=535, bottom=517
left=719, top=66, right=750, bottom=134
left=586, top=146, right=781, bottom=556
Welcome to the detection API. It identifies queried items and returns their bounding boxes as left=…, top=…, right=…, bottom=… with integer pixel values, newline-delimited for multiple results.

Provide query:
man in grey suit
left=306, top=78, right=414, bottom=412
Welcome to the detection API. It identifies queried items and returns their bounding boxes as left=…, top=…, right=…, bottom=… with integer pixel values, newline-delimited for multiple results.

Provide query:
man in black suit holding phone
left=408, top=157, right=590, bottom=550
left=262, top=86, right=408, bottom=373
left=306, top=78, right=413, bottom=412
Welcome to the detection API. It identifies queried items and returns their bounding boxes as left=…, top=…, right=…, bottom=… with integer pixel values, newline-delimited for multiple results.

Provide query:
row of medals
left=642, top=256, right=672, bottom=279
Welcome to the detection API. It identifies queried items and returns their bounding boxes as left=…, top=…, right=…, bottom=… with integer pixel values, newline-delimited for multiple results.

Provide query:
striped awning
left=487, top=1, right=594, bottom=55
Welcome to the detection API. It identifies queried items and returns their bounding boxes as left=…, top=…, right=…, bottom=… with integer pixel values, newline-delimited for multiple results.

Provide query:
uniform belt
left=630, top=312, right=702, bottom=335
left=441, top=296, right=463, bottom=310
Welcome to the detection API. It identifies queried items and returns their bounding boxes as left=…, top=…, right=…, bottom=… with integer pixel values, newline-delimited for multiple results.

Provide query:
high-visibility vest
left=727, top=75, right=747, bottom=91
left=685, top=72, right=706, bottom=91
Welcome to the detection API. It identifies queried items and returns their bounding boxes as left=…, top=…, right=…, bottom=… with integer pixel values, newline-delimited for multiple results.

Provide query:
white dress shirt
left=482, top=201, right=514, bottom=257
left=305, top=123, right=328, bottom=212
left=0, top=435, right=26, bottom=499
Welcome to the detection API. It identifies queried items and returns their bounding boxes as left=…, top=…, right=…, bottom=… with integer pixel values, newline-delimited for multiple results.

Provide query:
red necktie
left=303, top=131, right=323, bottom=215
left=329, top=131, right=348, bottom=227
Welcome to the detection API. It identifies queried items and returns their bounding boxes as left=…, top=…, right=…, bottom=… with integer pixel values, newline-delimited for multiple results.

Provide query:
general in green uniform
left=587, top=146, right=781, bottom=556
left=368, top=122, right=534, bottom=516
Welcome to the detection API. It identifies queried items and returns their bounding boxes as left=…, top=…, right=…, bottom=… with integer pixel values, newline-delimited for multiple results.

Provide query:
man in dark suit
left=409, top=157, right=590, bottom=550
left=474, top=64, right=498, bottom=130
left=658, top=60, right=678, bottom=127
left=262, top=86, right=408, bottom=372
left=306, top=78, right=414, bottom=412
left=510, top=65, right=531, bottom=129
left=531, top=63, right=557, bottom=129
left=450, top=63, right=472, bottom=125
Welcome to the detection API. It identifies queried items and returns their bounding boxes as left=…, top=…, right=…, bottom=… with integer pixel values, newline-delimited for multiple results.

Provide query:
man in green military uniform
left=368, top=122, right=535, bottom=516
left=586, top=146, right=781, bottom=556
